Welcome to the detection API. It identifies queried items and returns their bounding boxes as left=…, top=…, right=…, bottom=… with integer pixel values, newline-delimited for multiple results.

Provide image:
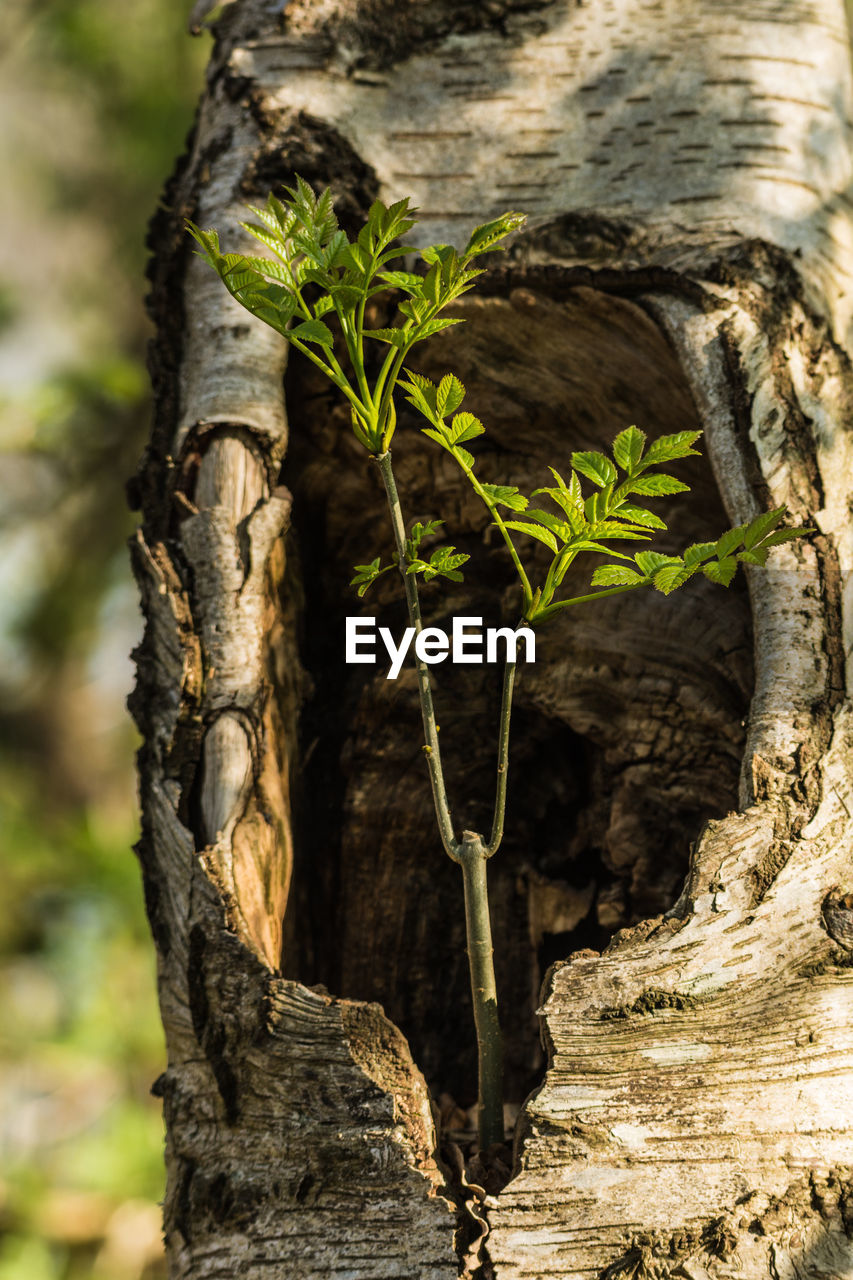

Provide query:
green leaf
left=738, top=547, right=769, bottom=566
left=290, top=319, right=335, bottom=348
left=421, top=243, right=454, bottom=265
left=186, top=222, right=220, bottom=264
left=449, top=411, right=485, bottom=444
left=703, top=558, right=738, bottom=587
left=572, top=450, right=618, bottom=487
left=652, top=562, right=690, bottom=595
left=526, top=508, right=569, bottom=536
left=635, top=550, right=679, bottom=577
left=716, top=525, right=747, bottom=559
left=407, top=518, right=443, bottom=558
left=436, top=374, right=466, bottom=418
left=591, top=565, right=646, bottom=587
left=350, top=557, right=392, bottom=597
left=743, top=507, right=787, bottom=548
left=464, top=211, right=526, bottom=257
left=612, top=426, right=647, bottom=473
left=363, top=327, right=409, bottom=348
left=401, top=370, right=438, bottom=417
left=412, top=316, right=465, bottom=341
left=480, top=484, right=528, bottom=512
left=408, top=545, right=469, bottom=582
left=240, top=221, right=291, bottom=260
left=588, top=521, right=650, bottom=541
left=611, top=501, right=667, bottom=530
left=421, top=427, right=452, bottom=449
left=454, top=446, right=476, bottom=470
left=627, top=474, right=690, bottom=497
left=641, top=430, right=702, bottom=467
left=759, top=526, right=813, bottom=547
left=573, top=540, right=632, bottom=558
left=683, top=541, right=717, bottom=566
left=313, top=295, right=334, bottom=318
left=378, top=270, right=424, bottom=294
left=504, top=520, right=559, bottom=553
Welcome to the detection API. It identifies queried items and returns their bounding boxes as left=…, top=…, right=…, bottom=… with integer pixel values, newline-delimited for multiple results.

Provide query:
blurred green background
left=0, top=2, right=207, bottom=1276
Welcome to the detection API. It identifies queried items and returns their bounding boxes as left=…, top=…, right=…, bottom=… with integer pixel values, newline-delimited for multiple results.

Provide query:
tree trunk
left=132, top=1, right=853, bottom=1275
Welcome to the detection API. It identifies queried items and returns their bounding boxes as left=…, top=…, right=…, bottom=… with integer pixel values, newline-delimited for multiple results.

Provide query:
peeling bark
left=134, top=0, right=853, bottom=1275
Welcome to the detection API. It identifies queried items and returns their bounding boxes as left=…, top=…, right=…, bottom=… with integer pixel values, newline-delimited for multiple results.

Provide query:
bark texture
left=133, top=0, right=853, bottom=1275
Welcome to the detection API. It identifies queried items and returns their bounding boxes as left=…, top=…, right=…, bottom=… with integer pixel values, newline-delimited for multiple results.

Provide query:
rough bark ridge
left=133, top=0, right=853, bottom=1275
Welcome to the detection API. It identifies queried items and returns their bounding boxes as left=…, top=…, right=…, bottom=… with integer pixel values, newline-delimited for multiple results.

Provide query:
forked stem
left=374, top=448, right=510, bottom=1149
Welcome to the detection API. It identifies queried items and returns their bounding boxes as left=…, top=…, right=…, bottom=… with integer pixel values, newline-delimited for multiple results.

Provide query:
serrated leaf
left=244, top=204, right=285, bottom=237
left=238, top=255, right=293, bottom=286
left=716, top=525, right=747, bottom=559
left=612, top=426, right=647, bottom=473
left=627, top=474, right=690, bottom=497
left=350, top=556, right=391, bottom=597
left=702, top=557, right=738, bottom=587
left=738, top=548, right=769, bottom=566
left=436, top=374, right=465, bottom=418
left=290, top=319, right=335, bottom=348
left=464, top=211, right=526, bottom=257
left=408, top=546, right=469, bottom=583
left=363, top=327, right=409, bottom=348
left=683, top=541, right=717, bottom=566
left=526, top=508, right=569, bottom=536
left=641, top=430, right=702, bottom=467
left=241, top=221, right=291, bottom=260
left=635, top=550, right=680, bottom=577
left=453, top=447, right=475, bottom=470
left=591, top=565, right=646, bottom=587
left=588, top=521, right=650, bottom=541
left=421, top=243, right=454, bottom=265
left=407, top=518, right=443, bottom=558
left=313, top=295, right=334, bottom=318
left=652, top=562, right=690, bottom=595
left=378, top=270, right=424, bottom=294
left=759, top=526, right=813, bottom=547
left=612, top=502, right=667, bottom=530
left=421, top=427, right=452, bottom=448
left=504, top=521, right=559, bottom=553
left=449, top=411, right=485, bottom=444
left=743, top=507, right=787, bottom=549
left=480, top=484, right=528, bottom=512
left=572, top=450, right=618, bottom=487
left=412, top=316, right=465, bottom=341
left=573, top=540, right=632, bottom=558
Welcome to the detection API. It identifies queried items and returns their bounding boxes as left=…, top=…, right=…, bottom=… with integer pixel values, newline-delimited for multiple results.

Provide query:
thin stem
left=457, top=458, right=533, bottom=610
left=485, top=659, right=516, bottom=857
left=532, top=579, right=646, bottom=622
left=460, top=832, right=503, bottom=1150
left=374, top=451, right=458, bottom=860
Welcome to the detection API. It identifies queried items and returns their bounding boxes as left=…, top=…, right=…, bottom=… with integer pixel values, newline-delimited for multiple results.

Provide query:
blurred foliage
left=0, top=0, right=208, bottom=1276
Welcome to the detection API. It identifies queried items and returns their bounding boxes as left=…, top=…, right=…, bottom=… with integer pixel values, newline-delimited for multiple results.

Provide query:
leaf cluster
left=187, top=177, right=524, bottom=452
left=350, top=517, right=471, bottom=596
left=396, top=376, right=811, bottom=622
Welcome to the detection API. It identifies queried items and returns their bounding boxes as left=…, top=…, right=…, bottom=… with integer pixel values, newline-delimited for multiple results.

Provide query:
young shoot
left=188, top=179, right=811, bottom=1153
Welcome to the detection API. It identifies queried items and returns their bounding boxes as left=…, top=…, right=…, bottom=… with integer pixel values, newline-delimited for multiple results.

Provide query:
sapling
left=187, top=180, right=809, bottom=1151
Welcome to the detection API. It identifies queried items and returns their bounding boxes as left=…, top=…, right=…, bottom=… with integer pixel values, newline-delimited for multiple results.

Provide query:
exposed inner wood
left=281, top=284, right=752, bottom=1110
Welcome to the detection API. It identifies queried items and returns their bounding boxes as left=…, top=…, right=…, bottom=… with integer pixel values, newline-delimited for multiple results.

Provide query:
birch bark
left=133, top=1, right=853, bottom=1275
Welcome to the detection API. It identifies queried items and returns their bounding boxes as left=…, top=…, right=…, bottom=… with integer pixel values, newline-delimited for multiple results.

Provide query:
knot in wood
left=821, top=888, right=853, bottom=950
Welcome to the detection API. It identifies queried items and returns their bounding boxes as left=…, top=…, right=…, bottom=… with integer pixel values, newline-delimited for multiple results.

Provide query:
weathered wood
left=133, top=0, right=853, bottom=1274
